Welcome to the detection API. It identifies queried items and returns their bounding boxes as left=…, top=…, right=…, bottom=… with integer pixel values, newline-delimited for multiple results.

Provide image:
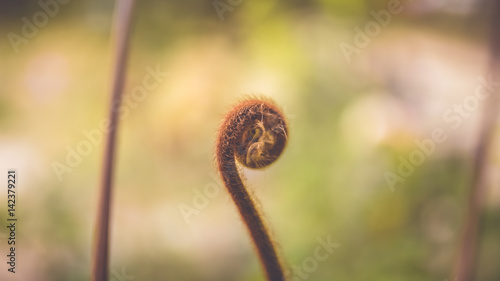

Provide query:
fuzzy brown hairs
left=216, top=98, right=288, bottom=281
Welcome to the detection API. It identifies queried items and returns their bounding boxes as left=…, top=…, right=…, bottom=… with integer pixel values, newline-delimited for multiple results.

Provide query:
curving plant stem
left=455, top=1, right=500, bottom=280
left=216, top=98, right=289, bottom=281
left=92, top=1, right=135, bottom=281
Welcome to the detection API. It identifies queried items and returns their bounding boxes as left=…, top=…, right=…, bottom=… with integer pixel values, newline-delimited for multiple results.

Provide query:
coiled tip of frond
left=218, top=98, right=288, bottom=169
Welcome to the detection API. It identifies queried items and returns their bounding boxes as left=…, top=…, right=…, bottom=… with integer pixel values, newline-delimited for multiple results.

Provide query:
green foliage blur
left=1, top=0, right=499, bottom=280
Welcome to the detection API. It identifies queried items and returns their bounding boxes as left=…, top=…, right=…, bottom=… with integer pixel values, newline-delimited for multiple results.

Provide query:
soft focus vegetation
left=1, top=0, right=499, bottom=280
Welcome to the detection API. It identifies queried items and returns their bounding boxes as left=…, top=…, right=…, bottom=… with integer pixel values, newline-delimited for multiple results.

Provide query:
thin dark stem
left=455, top=1, right=500, bottom=280
left=92, top=1, right=135, bottom=280
left=219, top=155, right=285, bottom=281
left=216, top=99, right=288, bottom=281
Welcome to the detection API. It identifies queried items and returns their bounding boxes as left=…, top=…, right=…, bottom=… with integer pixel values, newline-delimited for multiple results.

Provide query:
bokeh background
left=1, top=0, right=500, bottom=280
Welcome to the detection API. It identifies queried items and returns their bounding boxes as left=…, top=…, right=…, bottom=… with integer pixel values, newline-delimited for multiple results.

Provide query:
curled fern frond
left=216, top=98, right=288, bottom=281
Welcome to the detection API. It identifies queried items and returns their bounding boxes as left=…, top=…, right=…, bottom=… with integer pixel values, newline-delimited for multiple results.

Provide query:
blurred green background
left=1, top=0, right=500, bottom=280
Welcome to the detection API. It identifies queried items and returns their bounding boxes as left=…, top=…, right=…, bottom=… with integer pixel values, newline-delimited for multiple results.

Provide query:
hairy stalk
left=455, top=1, right=500, bottom=280
left=216, top=98, right=289, bottom=281
left=92, top=1, right=135, bottom=280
